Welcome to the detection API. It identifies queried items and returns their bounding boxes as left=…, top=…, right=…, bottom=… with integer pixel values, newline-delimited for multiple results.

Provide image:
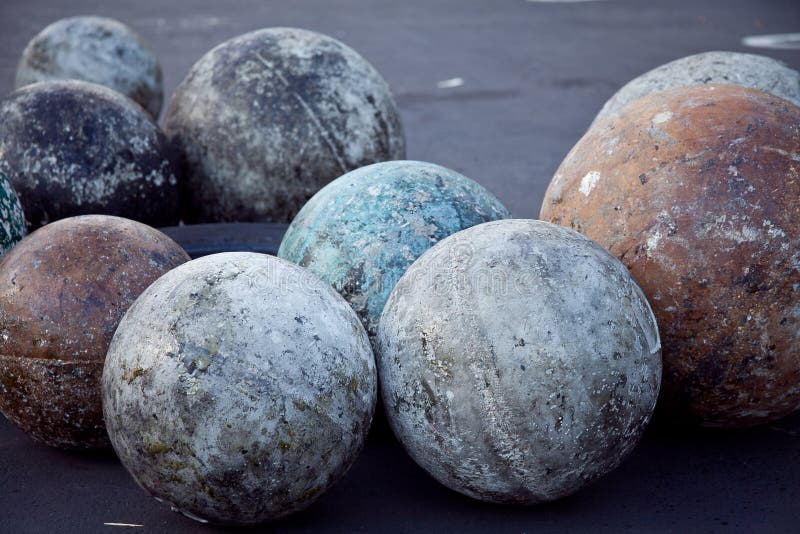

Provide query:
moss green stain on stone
left=0, top=171, right=26, bottom=256
left=278, top=160, right=510, bottom=345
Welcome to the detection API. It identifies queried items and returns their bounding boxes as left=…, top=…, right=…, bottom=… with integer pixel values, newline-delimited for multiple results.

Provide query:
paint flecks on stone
left=15, top=16, right=163, bottom=118
left=377, top=219, right=661, bottom=504
left=593, top=51, right=800, bottom=126
left=579, top=170, right=601, bottom=196
left=0, top=80, right=180, bottom=229
left=541, top=84, right=800, bottom=427
left=278, top=161, right=510, bottom=346
left=0, top=171, right=26, bottom=256
left=0, top=215, right=189, bottom=449
left=103, top=253, right=376, bottom=525
left=164, top=27, right=406, bottom=223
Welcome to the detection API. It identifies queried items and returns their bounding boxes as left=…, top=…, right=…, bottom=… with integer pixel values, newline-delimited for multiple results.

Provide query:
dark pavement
left=1, top=0, right=799, bottom=532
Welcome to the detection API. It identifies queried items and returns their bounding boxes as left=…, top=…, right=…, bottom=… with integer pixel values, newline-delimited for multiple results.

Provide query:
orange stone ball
left=540, top=84, right=800, bottom=427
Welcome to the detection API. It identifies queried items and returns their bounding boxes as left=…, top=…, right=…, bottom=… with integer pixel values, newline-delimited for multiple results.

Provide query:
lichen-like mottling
left=103, top=253, right=377, bottom=525
left=0, top=171, right=26, bottom=256
left=0, top=80, right=180, bottom=229
left=377, top=220, right=661, bottom=504
left=278, top=160, right=510, bottom=346
left=164, top=27, right=406, bottom=223
left=15, top=16, right=163, bottom=118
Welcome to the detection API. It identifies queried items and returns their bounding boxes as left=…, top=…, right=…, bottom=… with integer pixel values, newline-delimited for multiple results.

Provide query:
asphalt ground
left=0, top=0, right=799, bottom=532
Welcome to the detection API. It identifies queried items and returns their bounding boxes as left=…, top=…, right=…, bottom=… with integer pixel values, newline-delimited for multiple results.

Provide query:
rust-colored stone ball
left=0, top=215, right=190, bottom=449
left=540, top=84, right=800, bottom=427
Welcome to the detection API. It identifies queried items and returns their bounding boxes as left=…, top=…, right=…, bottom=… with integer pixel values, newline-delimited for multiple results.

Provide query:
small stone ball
left=278, top=161, right=509, bottom=344
left=0, top=215, right=190, bottom=450
left=593, top=51, right=800, bottom=126
left=164, top=27, right=406, bottom=223
left=15, top=16, right=163, bottom=118
left=540, top=84, right=800, bottom=427
left=0, top=171, right=27, bottom=256
left=102, top=252, right=377, bottom=525
left=0, top=80, right=180, bottom=229
left=377, top=219, right=661, bottom=504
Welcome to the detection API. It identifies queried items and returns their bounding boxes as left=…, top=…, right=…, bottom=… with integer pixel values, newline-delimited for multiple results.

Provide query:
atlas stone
left=278, top=160, right=509, bottom=345
left=15, top=16, right=163, bottom=117
left=0, top=215, right=190, bottom=450
left=103, top=252, right=377, bottom=525
left=377, top=219, right=661, bottom=504
left=541, top=84, right=800, bottom=427
left=593, top=51, right=800, bottom=126
left=0, top=80, right=180, bottom=230
left=0, top=171, right=26, bottom=257
left=164, top=27, right=406, bottom=223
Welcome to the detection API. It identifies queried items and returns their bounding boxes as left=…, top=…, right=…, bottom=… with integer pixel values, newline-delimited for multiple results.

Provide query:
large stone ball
left=278, top=161, right=509, bottom=344
left=0, top=215, right=190, bottom=449
left=540, top=84, right=800, bottom=427
left=15, top=16, right=163, bottom=118
left=0, top=171, right=26, bottom=256
left=0, top=80, right=180, bottom=229
left=103, top=252, right=377, bottom=525
left=593, top=51, right=800, bottom=126
left=163, top=27, right=406, bottom=223
left=377, top=219, right=661, bottom=504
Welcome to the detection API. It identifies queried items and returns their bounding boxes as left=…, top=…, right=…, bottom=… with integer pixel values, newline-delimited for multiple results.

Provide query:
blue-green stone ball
left=278, top=160, right=510, bottom=343
left=0, top=170, right=26, bottom=256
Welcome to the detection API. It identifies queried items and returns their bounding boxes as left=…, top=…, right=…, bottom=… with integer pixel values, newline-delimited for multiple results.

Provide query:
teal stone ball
left=0, top=171, right=26, bottom=256
left=278, top=160, right=510, bottom=344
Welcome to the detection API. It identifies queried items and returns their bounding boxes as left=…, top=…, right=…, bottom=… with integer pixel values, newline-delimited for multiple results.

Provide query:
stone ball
left=0, top=171, right=27, bottom=256
left=0, top=80, right=181, bottom=229
left=15, top=16, right=163, bottom=118
left=541, top=84, right=800, bottom=427
left=377, top=219, right=661, bottom=504
left=278, top=160, right=509, bottom=345
left=593, top=51, right=800, bottom=126
left=0, top=215, right=190, bottom=449
left=102, top=252, right=377, bottom=525
left=163, top=27, right=406, bottom=223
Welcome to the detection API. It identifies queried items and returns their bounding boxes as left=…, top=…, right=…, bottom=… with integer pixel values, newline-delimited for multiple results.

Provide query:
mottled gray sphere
left=15, top=16, right=163, bottom=118
left=278, top=160, right=509, bottom=346
left=593, top=51, right=800, bottom=125
left=103, top=252, right=377, bottom=525
left=164, top=27, right=406, bottom=223
left=377, top=219, right=662, bottom=504
left=0, top=80, right=180, bottom=229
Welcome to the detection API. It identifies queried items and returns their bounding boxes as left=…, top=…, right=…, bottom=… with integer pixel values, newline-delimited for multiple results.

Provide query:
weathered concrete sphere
left=163, top=27, right=406, bottom=223
left=541, top=84, right=800, bottom=427
left=377, top=219, right=661, bottom=504
left=0, top=171, right=26, bottom=256
left=0, top=80, right=180, bottom=229
left=103, top=252, right=377, bottom=525
left=0, top=215, right=190, bottom=449
left=278, top=161, right=509, bottom=345
left=15, top=16, right=163, bottom=117
left=593, top=51, right=800, bottom=126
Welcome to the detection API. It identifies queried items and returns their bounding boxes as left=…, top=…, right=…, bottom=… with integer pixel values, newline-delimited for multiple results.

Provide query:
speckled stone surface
left=541, top=84, right=800, bottom=427
left=15, top=16, right=163, bottom=117
left=278, top=160, right=509, bottom=345
left=163, top=27, right=406, bottom=223
left=103, top=252, right=377, bottom=525
left=377, top=219, right=661, bottom=504
left=0, top=171, right=26, bottom=256
left=0, top=215, right=190, bottom=450
left=593, top=51, right=800, bottom=126
left=0, top=80, right=180, bottom=229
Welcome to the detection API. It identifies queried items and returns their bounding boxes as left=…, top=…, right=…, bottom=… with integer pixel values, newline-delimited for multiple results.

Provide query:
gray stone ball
left=15, top=16, right=163, bottom=118
left=377, top=219, right=662, bottom=504
left=593, top=51, right=800, bottom=126
left=163, top=27, right=406, bottom=223
left=0, top=80, right=180, bottom=229
left=102, top=252, right=377, bottom=525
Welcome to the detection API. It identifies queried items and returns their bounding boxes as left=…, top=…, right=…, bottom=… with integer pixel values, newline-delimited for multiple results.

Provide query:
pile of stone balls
left=0, top=15, right=798, bottom=526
